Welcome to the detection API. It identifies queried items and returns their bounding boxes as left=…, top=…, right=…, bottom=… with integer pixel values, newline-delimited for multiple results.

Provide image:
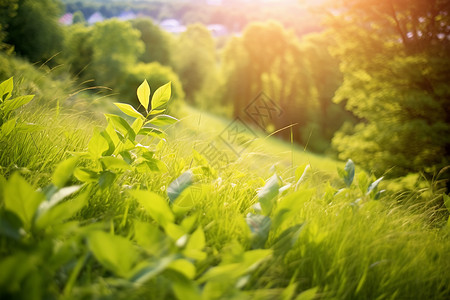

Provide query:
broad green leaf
left=130, top=256, right=174, bottom=284
left=52, top=156, right=79, bottom=188
left=246, top=213, right=271, bottom=249
left=137, top=79, right=150, bottom=111
left=273, top=189, right=314, bottom=229
left=294, top=287, right=318, bottom=300
left=147, top=115, right=178, bottom=127
left=0, top=210, right=24, bottom=240
left=3, top=173, right=44, bottom=230
left=164, top=222, right=186, bottom=241
left=166, top=269, right=201, bottom=300
left=167, top=171, right=194, bottom=203
left=366, top=177, right=383, bottom=196
left=344, top=159, right=355, bottom=187
left=99, top=157, right=131, bottom=171
left=2, top=95, right=34, bottom=115
left=133, top=221, right=168, bottom=256
left=295, top=164, right=310, bottom=190
left=151, top=82, right=171, bottom=110
left=98, top=171, right=116, bottom=189
left=35, top=190, right=88, bottom=229
left=1, top=117, right=16, bottom=136
left=138, top=127, right=165, bottom=139
left=105, top=114, right=136, bottom=142
left=129, top=190, right=174, bottom=226
left=258, top=174, right=281, bottom=215
left=88, top=128, right=109, bottom=158
left=100, top=129, right=115, bottom=156
left=114, top=103, right=143, bottom=119
left=88, top=231, right=138, bottom=277
left=168, top=259, right=196, bottom=280
left=131, top=117, right=144, bottom=135
left=0, top=253, right=38, bottom=291
left=36, top=185, right=82, bottom=219
left=74, top=168, right=99, bottom=183
left=199, top=249, right=271, bottom=283
left=186, top=227, right=205, bottom=251
left=0, top=77, right=13, bottom=102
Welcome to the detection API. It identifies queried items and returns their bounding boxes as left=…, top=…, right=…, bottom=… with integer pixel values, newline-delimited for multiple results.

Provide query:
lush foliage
left=0, top=77, right=449, bottom=300
left=329, top=0, right=450, bottom=176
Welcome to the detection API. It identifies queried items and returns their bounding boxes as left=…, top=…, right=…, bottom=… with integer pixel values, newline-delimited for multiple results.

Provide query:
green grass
left=0, top=75, right=449, bottom=300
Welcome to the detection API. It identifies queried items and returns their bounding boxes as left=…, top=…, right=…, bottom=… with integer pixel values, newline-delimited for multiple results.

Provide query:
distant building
left=159, top=19, right=186, bottom=34
left=59, top=13, right=73, bottom=25
left=207, top=24, right=228, bottom=37
left=88, top=12, right=104, bottom=25
left=118, top=11, right=137, bottom=21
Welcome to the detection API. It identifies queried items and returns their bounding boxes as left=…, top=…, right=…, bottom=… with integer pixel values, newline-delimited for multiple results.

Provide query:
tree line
left=1, top=0, right=449, bottom=179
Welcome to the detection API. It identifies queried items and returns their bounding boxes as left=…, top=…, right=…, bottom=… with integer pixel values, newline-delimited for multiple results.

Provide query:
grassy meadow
left=1, top=0, right=450, bottom=299
left=0, top=70, right=449, bottom=300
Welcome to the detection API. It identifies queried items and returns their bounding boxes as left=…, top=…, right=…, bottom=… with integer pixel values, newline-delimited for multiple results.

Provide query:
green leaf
left=137, top=79, right=151, bottom=111
left=131, top=117, right=144, bottom=135
left=2, top=95, right=34, bottom=115
left=147, top=115, right=178, bottom=127
left=114, top=103, right=144, bottom=119
left=37, top=185, right=82, bottom=218
left=105, top=114, right=136, bottom=142
left=74, top=168, right=99, bottom=183
left=88, top=231, right=138, bottom=278
left=98, top=171, right=116, bottom=189
left=166, top=268, right=201, bottom=300
left=151, top=82, right=171, bottom=110
left=167, top=171, right=194, bottom=203
left=88, top=128, right=109, bottom=158
left=0, top=210, right=24, bottom=240
left=0, top=77, right=13, bottom=102
left=129, top=190, right=174, bottom=227
left=133, top=221, right=168, bottom=256
left=99, top=157, right=131, bottom=171
left=130, top=256, right=174, bottom=284
left=344, top=159, right=355, bottom=187
left=273, top=189, right=314, bottom=229
left=3, top=173, right=44, bottom=230
left=1, top=117, right=16, bottom=136
left=258, top=174, right=281, bottom=215
left=168, top=259, right=196, bottom=280
left=137, top=127, right=165, bottom=139
left=100, top=129, right=116, bottom=156
left=366, top=177, right=383, bottom=196
left=52, top=156, right=80, bottom=188
left=186, top=227, right=205, bottom=251
left=246, top=213, right=271, bottom=249
left=272, top=224, right=304, bottom=256
left=294, top=287, right=318, bottom=300
left=35, top=190, right=88, bottom=229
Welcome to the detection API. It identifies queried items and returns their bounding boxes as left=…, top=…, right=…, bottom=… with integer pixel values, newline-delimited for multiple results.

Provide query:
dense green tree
left=4, top=0, right=64, bottom=62
left=72, top=10, right=86, bottom=25
left=89, top=19, right=144, bottom=88
left=131, top=18, right=171, bottom=65
left=222, top=22, right=316, bottom=142
left=62, top=24, right=93, bottom=79
left=172, top=24, right=217, bottom=104
left=329, top=0, right=450, bottom=176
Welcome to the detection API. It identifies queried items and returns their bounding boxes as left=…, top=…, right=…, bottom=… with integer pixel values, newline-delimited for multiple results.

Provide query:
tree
left=89, top=19, right=144, bottom=88
left=4, top=0, right=64, bottom=62
left=171, top=24, right=217, bottom=104
left=328, top=0, right=450, bottom=176
left=131, top=18, right=171, bottom=65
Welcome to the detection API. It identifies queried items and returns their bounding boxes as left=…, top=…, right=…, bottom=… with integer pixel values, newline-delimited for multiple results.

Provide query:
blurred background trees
left=328, top=0, right=450, bottom=176
left=1, top=0, right=448, bottom=178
